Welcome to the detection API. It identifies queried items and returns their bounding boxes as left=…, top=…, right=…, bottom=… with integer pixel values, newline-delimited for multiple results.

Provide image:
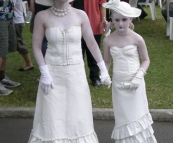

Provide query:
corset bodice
left=110, top=45, right=140, bottom=78
left=45, top=26, right=83, bottom=65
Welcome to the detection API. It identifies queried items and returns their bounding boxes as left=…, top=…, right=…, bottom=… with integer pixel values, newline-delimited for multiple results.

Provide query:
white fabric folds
left=29, top=132, right=98, bottom=143
left=111, top=113, right=157, bottom=143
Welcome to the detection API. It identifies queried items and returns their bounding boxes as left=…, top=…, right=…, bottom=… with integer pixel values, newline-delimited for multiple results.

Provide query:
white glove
left=39, top=65, right=54, bottom=94
left=97, top=61, right=112, bottom=88
left=130, top=68, right=146, bottom=90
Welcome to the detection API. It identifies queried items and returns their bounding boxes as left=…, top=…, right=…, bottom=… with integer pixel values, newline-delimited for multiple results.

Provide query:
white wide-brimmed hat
left=102, top=0, right=141, bottom=18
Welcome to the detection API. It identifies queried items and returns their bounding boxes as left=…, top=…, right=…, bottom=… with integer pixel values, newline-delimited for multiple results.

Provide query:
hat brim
left=103, top=2, right=141, bottom=18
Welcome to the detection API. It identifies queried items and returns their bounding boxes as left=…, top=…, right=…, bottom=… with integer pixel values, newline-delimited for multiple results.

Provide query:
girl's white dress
left=28, top=26, right=99, bottom=143
left=110, top=45, right=157, bottom=143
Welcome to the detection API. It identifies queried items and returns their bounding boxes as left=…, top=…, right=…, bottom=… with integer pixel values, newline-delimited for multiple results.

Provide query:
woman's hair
left=110, top=10, right=135, bottom=30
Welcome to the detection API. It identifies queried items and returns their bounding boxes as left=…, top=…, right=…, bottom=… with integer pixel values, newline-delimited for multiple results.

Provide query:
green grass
left=0, top=5, right=173, bottom=109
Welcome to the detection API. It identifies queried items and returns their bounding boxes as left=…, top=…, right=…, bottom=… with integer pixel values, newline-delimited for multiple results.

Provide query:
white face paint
left=111, top=12, right=131, bottom=32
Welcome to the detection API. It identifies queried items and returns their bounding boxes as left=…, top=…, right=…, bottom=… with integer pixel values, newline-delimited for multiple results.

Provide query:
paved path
left=0, top=118, right=173, bottom=143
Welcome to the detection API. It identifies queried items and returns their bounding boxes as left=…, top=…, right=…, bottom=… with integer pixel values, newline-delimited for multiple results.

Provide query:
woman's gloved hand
left=39, top=65, right=54, bottom=94
left=97, top=61, right=112, bottom=88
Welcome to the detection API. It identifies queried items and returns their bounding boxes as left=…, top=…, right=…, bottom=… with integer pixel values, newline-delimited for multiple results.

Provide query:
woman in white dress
left=102, top=0, right=157, bottom=142
left=28, top=0, right=111, bottom=142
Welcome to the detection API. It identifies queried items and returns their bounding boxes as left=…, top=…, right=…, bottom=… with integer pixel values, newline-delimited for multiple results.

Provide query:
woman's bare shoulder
left=72, top=8, right=88, bottom=18
left=35, top=9, right=53, bottom=24
left=35, top=9, right=50, bottom=19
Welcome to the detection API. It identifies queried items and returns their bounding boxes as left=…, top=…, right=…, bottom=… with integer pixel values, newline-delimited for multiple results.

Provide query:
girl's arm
left=136, top=35, right=150, bottom=72
left=103, top=37, right=111, bottom=70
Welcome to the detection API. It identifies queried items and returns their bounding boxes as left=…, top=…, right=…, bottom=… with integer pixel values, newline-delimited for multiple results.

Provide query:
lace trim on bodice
left=45, top=26, right=83, bottom=66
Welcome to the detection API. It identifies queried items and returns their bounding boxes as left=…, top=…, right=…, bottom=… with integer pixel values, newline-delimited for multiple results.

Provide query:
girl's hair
left=110, top=10, right=135, bottom=30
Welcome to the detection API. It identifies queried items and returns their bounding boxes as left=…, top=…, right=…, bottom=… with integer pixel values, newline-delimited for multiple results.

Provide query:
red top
left=84, top=0, right=106, bottom=35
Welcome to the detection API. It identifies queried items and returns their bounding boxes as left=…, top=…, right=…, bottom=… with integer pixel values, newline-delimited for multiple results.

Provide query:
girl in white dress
left=102, top=0, right=157, bottom=142
left=28, top=0, right=111, bottom=142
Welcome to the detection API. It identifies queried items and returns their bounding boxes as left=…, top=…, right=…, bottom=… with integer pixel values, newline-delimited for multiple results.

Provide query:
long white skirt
left=28, top=63, right=99, bottom=143
left=111, top=73, right=157, bottom=143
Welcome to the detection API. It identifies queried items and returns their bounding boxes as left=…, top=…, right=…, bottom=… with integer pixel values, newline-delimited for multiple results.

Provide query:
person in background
left=123, top=0, right=148, bottom=19
left=161, top=2, right=167, bottom=22
left=72, top=0, right=108, bottom=87
left=0, top=0, right=20, bottom=96
left=103, top=0, right=157, bottom=142
left=13, top=0, right=34, bottom=71
left=137, top=3, right=148, bottom=19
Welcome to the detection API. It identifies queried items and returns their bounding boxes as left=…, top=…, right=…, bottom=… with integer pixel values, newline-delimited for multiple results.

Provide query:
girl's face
left=111, top=12, right=131, bottom=32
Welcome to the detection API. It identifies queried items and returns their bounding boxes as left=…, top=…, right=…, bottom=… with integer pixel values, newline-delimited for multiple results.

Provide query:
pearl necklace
left=50, top=5, right=71, bottom=17
left=115, top=29, right=130, bottom=39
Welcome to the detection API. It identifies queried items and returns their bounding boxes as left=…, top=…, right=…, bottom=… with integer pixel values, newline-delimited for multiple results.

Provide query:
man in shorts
left=0, top=0, right=20, bottom=96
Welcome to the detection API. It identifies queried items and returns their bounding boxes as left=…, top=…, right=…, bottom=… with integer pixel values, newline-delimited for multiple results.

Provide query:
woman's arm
left=32, top=11, right=54, bottom=94
left=32, top=12, right=45, bottom=66
left=81, top=11, right=103, bottom=63
left=80, top=11, right=111, bottom=87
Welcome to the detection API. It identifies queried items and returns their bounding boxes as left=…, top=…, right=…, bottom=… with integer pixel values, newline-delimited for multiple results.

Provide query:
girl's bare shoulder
left=131, top=30, right=144, bottom=40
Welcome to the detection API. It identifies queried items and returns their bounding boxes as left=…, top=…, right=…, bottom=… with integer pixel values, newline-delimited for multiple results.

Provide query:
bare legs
left=20, top=53, right=34, bottom=70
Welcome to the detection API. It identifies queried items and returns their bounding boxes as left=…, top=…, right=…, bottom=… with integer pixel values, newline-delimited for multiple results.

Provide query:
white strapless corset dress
left=110, top=45, right=157, bottom=143
left=28, top=26, right=99, bottom=143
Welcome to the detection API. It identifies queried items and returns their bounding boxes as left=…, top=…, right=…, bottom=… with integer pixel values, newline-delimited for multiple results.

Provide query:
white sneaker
left=0, top=83, right=13, bottom=96
left=0, top=76, right=20, bottom=88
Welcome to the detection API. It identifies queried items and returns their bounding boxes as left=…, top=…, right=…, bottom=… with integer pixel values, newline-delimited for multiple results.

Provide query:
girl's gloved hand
left=130, top=68, right=146, bottom=90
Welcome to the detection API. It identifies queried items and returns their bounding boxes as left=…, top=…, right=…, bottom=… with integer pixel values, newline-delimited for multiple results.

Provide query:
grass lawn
left=0, top=5, right=173, bottom=109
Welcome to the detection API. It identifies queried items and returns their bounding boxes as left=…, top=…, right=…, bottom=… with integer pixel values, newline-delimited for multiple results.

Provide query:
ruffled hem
left=28, top=131, right=99, bottom=143
left=114, top=127, right=157, bottom=143
left=111, top=113, right=153, bottom=139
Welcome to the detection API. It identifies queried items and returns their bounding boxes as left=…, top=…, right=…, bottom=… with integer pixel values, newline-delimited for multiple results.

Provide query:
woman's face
left=111, top=12, right=131, bottom=32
